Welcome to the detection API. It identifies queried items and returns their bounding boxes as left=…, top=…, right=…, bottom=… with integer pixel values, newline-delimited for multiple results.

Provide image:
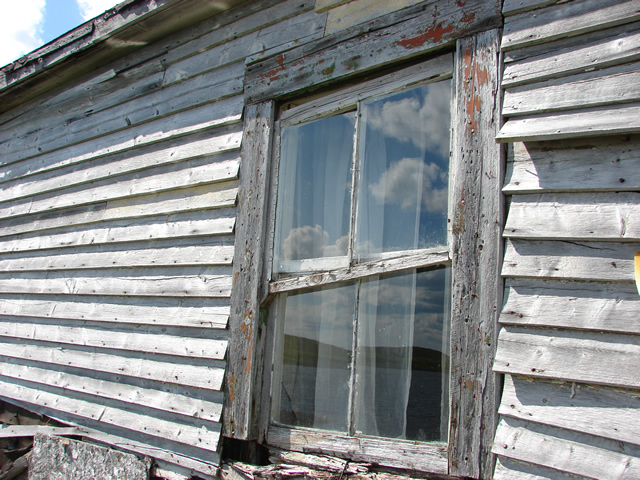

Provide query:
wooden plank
left=0, top=295, right=229, bottom=329
left=0, top=321, right=228, bottom=360
left=502, top=23, right=640, bottom=87
left=268, top=425, right=448, bottom=474
left=503, top=64, right=640, bottom=117
left=494, top=326, right=640, bottom=389
left=0, top=426, right=85, bottom=438
left=502, top=0, right=640, bottom=51
left=0, top=340, right=225, bottom=390
left=497, top=103, right=640, bottom=142
left=225, top=101, right=275, bottom=440
left=502, top=239, right=637, bottom=282
left=494, top=457, right=582, bottom=480
left=0, top=380, right=221, bottom=451
left=245, top=0, right=501, bottom=103
left=0, top=362, right=223, bottom=423
left=324, top=0, right=425, bottom=36
left=0, top=156, right=240, bottom=221
left=0, top=126, right=241, bottom=203
left=500, top=375, right=640, bottom=447
left=493, top=417, right=640, bottom=479
left=447, top=30, right=503, bottom=479
left=0, top=213, right=235, bottom=253
left=504, top=192, right=640, bottom=241
left=503, top=136, right=640, bottom=193
left=502, top=0, right=565, bottom=17
left=0, top=244, right=234, bottom=272
left=0, top=268, right=233, bottom=298
left=501, top=279, right=640, bottom=334
left=0, top=96, right=243, bottom=183
left=0, top=183, right=238, bottom=239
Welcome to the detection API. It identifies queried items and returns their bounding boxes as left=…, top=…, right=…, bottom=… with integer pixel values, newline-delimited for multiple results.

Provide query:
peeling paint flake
left=395, top=21, right=455, bottom=49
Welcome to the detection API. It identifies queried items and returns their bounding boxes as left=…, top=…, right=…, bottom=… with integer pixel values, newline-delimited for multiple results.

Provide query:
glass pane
left=274, top=283, right=356, bottom=432
left=355, top=80, right=451, bottom=258
left=273, top=112, right=356, bottom=273
left=355, top=266, right=450, bottom=441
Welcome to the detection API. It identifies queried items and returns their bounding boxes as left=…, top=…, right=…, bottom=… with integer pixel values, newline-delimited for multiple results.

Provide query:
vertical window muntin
left=270, top=62, right=453, bottom=444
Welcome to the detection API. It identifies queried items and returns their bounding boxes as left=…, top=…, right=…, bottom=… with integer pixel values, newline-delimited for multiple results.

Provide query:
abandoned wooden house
left=0, top=0, right=638, bottom=478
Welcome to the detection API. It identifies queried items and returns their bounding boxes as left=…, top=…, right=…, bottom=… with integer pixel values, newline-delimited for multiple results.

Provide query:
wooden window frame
left=227, top=15, right=503, bottom=480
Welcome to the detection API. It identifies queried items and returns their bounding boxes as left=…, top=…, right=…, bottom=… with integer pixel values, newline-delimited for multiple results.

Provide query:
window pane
left=274, top=283, right=356, bottom=432
left=273, top=112, right=355, bottom=272
left=355, top=266, right=450, bottom=441
left=355, top=81, right=451, bottom=258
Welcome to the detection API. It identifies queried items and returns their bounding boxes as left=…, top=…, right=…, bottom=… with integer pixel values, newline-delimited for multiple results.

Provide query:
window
left=265, top=57, right=454, bottom=456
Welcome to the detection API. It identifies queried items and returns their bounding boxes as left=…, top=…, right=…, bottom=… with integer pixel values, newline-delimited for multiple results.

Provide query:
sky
left=0, top=0, right=119, bottom=67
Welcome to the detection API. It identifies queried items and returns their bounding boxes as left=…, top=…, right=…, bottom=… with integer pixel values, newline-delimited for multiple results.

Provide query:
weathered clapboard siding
left=494, top=1, right=640, bottom=478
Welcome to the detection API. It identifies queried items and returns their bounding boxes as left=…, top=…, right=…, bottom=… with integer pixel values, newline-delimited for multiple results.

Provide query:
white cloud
left=76, top=0, right=118, bottom=21
left=0, top=0, right=46, bottom=67
left=279, top=225, right=349, bottom=261
left=369, top=157, right=448, bottom=213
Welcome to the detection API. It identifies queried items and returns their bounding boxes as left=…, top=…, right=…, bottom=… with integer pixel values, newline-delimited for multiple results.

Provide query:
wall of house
left=493, top=0, right=640, bottom=478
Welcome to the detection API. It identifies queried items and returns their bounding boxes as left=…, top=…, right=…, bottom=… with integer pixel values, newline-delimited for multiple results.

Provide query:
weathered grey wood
left=226, top=101, right=275, bottom=440
left=0, top=268, right=232, bottom=298
left=502, top=0, right=565, bottom=16
left=245, top=0, right=501, bottom=103
left=503, top=136, right=640, bottom=193
left=493, top=417, right=640, bottom=479
left=0, top=340, right=225, bottom=390
left=500, top=375, right=640, bottom=446
left=0, top=362, right=223, bottom=423
left=494, top=457, right=582, bottom=480
left=502, top=239, right=637, bottom=281
left=501, top=279, right=640, bottom=333
left=0, top=214, right=235, bottom=253
left=502, top=0, right=640, bottom=51
left=0, top=321, right=227, bottom=360
left=29, top=434, right=151, bottom=480
left=497, top=103, right=640, bottom=142
left=502, top=23, right=640, bottom=87
left=268, top=250, right=450, bottom=295
left=504, top=192, right=640, bottom=241
left=0, top=157, right=240, bottom=221
left=494, top=326, right=640, bottom=388
left=0, top=426, right=84, bottom=438
left=0, top=295, right=229, bottom=329
left=503, top=64, right=640, bottom=116
left=447, top=30, right=503, bottom=479
left=268, top=425, right=448, bottom=474
left=0, top=183, right=238, bottom=238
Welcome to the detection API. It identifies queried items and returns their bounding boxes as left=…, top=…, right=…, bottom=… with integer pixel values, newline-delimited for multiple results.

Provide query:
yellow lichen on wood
left=324, top=0, right=425, bottom=36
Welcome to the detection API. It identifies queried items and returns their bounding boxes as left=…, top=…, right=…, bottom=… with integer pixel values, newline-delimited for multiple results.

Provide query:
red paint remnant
left=246, top=344, right=253, bottom=374
left=456, top=0, right=466, bottom=6
left=228, top=373, right=236, bottom=404
left=466, top=379, right=474, bottom=390
left=396, top=21, right=455, bottom=49
left=233, top=271, right=239, bottom=285
left=461, top=11, right=475, bottom=24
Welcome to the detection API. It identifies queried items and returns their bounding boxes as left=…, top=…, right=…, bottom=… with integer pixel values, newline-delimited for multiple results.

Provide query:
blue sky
left=0, top=0, right=118, bottom=67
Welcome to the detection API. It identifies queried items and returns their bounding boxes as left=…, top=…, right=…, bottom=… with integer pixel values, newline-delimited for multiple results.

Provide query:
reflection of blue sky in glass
left=356, top=80, right=451, bottom=256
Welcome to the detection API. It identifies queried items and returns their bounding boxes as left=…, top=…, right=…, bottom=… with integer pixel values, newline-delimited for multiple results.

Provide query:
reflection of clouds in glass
left=369, top=157, right=448, bottom=213
left=366, top=81, right=451, bottom=157
left=280, top=225, right=348, bottom=260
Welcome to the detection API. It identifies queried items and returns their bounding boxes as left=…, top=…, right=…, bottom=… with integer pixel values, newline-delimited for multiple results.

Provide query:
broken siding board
left=0, top=321, right=228, bottom=360
left=502, top=64, right=640, bottom=117
left=500, top=375, right=640, bottom=447
left=502, top=23, right=640, bottom=87
left=0, top=184, right=238, bottom=238
left=0, top=362, right=223, bottom=423
left=0, top=341, right=225, bottom=390
left=504, top=193, right=640, bottom=241
left=501, top=279, right=640, bottom=334
left=493, top=417, right=640, bottom=479
left=0, top=96, right=243, bottom=182
left=0, top=268, right=233, bottom=298
left=494, top=326, right=640, bottom=388
left=0, top=156, right=240, bottom=221
left=448, top=30, right=503, bottom=479
left=502, top=239, right=637, bottom=282
left=494, top=457, right=585, bottom=480
left=497, top=103, right=640, bottom=142
left=245, top=0, right=502, bottom=103
left=503, top=137, right=640, bottom=193
left=0, top=295, right=229, bottom=329
left=0, top=213, right=235, bottom=253
left=0, top=380, right=221, bottom=451
left=501, top=0, right=640, bottom=51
